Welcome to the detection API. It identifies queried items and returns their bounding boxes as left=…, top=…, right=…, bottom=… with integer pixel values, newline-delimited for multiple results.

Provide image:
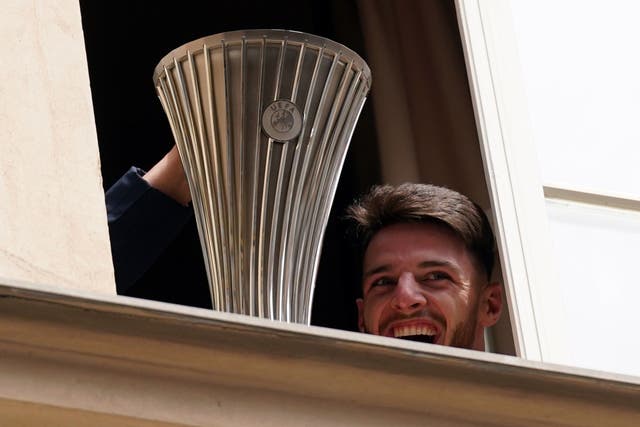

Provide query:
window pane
left=546, top=198, right=640, bottom=376
left=511, top=0, right=640, bottom=197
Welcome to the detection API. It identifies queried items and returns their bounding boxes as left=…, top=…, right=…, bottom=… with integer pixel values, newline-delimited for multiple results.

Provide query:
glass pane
left=546, top=198, right=640, bottom=376
left=511, top=0, right=640, bottom=197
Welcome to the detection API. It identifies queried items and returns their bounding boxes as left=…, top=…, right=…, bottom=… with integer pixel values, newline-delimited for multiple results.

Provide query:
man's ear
left=478, top=282, right=503, bottom=327
left=356, top=298, right=365, bottom=332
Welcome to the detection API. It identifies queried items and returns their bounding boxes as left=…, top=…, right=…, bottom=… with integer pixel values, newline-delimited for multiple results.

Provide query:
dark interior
left=80, top=0, right=381, bottom=331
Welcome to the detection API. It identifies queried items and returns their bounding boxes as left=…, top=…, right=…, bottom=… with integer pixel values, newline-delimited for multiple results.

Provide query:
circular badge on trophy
left=262, top=100, right=303, bottom=142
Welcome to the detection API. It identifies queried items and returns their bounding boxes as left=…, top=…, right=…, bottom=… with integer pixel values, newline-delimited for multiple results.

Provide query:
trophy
left=153, top=30, right=371, bottom=324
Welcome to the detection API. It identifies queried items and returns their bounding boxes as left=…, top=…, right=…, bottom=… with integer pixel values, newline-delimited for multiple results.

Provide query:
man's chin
left=448, top=320, right=478, bottom=349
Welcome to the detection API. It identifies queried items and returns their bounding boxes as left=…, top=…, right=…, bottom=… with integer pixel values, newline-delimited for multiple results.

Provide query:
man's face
left=356, top=222, right=502, bottom=350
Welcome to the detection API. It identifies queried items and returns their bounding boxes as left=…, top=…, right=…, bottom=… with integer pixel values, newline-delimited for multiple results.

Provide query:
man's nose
left=391, top=272, right=427, bottom=313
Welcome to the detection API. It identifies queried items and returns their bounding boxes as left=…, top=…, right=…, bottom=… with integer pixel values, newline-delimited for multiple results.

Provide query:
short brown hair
left=345, top=183, right=496, bottom=280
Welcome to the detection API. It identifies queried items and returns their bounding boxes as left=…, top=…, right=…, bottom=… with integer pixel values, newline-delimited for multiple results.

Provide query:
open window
left=80, top=0, right=516, bottom=355
left=458, top=0, right=640, bottom=376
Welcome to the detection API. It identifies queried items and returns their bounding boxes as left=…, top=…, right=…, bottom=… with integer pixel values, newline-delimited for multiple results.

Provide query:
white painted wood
left=544, top=185, right=640, bottom=212
left=457, top=0, right=640, bottom=378
left=455, top=0, right=571, bottom=363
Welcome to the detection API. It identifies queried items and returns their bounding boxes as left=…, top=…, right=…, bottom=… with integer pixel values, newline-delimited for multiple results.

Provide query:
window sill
left=0, top=277, right=638, bottom=426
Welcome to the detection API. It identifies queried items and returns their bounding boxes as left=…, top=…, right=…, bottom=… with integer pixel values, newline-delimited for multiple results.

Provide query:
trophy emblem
left=262, top=100, right=302, bottom=141
left=153, top=30, right=371, bottom=324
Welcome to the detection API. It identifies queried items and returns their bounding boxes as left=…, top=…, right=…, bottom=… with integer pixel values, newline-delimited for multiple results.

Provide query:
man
left=345, top=184, right=502, bottom=351
left=108, top=150, right=502, bottom=350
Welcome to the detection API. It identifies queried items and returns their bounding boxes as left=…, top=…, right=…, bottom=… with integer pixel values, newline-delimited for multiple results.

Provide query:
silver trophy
left=153, top=30, right=371, bottom=324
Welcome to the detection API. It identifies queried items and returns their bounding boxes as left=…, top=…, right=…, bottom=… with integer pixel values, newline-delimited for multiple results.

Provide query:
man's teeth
left=393, top=325, right=436, bottom=338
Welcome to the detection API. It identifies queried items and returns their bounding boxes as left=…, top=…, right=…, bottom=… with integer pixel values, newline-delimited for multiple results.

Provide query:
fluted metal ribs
left=155, top=30, right=370, bottom=324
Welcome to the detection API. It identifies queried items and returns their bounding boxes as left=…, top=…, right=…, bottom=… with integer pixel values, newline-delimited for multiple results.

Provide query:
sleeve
left=106, top=167, right=193, bottom=295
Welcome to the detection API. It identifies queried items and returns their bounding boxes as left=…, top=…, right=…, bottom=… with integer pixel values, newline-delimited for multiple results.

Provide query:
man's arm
left=142, top=145, right=191, bottom=206
left=106, top=146, right=193, bottom=295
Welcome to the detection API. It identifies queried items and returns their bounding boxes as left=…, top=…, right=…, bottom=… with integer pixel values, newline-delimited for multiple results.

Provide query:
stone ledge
left=0, top=277, right=638, bottom=426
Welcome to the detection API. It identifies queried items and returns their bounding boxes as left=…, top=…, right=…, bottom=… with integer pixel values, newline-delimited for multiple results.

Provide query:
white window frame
left=455, top=0, right=571, bottom=363
left=456, top=0, right=640, bottom=370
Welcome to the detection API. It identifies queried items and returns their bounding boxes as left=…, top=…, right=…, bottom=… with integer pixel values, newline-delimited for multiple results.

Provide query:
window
left=457, top=0, right=640, bottom=376
left=80, top=0, right=516, bottom=355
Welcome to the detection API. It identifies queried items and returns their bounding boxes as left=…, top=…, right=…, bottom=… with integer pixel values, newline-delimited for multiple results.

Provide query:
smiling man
left=346, top=183, right=503, bottom=351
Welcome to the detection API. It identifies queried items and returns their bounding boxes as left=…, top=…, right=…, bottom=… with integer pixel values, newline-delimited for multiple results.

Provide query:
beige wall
left=0, top=2, right=114, bottom=294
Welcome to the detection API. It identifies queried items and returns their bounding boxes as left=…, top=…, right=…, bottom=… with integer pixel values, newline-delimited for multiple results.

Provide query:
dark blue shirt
left=106, top=167, right=193, bottom=295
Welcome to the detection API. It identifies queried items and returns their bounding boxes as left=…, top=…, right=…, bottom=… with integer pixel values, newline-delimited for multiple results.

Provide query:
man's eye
left=424, top=272, right=451, bottom=281
left=371, top=277, right=395, bottom=287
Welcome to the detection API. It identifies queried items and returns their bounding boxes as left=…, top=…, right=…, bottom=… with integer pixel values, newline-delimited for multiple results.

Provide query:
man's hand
left=142, top=146, right=192, bottom=206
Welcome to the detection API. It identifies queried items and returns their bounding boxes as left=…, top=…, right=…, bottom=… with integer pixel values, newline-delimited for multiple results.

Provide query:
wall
left=0, top=2, right=114, bottom=293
